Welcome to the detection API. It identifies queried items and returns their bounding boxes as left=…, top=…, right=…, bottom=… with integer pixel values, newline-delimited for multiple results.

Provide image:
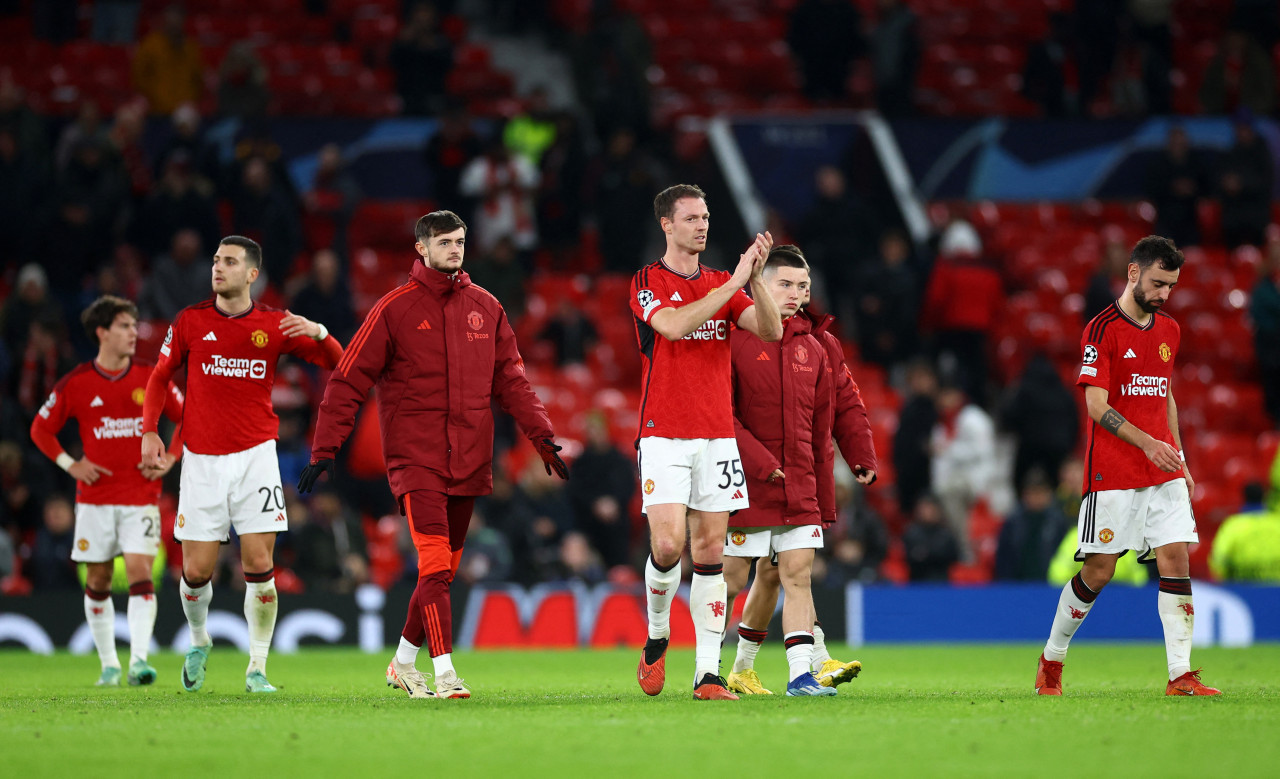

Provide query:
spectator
left=1209, top=483, right=1280, bottom=582
left=230, top=156, right=302, bottom=285
left=1125, top=0, right=1174, bottom=114
left=1000, top=352, right=1079, bottom=495
left=459, top=139, right=540, bottom=256
left=132, top=150, right=221, bottom=257
left=892, top=358, right=938, bottom=515
left=16, top=313, right=76, bottom=419
left=868, top=0, right=920, bottom=116
left=1145, top=126, right=1205, bottom=248
left=29, top=494, right=80, bottom=590
left=920, top=220, right=1004, bottom=405
left=1252, top=241, right=1280, bottom=427
left=536, top=113, right=588, bottom=262
left=788, top=0, right=865, bottom=103
left=854, top=228, right=918, bottom=372
left=464, top=236, right=526, bottom=321
left=47, top=137, right=128, bottom=297
left=506, top=460, right=575, bottom=584
left=929, top=378, right=997, bottom=561
left=1082, top=232, right=1131, bottom=322
left=504, top=86, right=558, bottom=168
left=1022, top=11, right=1076, bottom=117
left=828, top=462, right=890, bottom=582
left=568, top=412, right=635, bottom=570
left=797, top=165, right=878, bottom=326
left=900, top=494, right=960, bottom=582
left=0, top=128, right=49, bottom=266
left=0, top=440, right=56, bottom=538
left=995, top=468, right=1070, bottom=581
left=55, top=102, right=110, bottom=175
left=292, top=488, right=369, bottom=594
left=0, top=75, right=48, bottom=164
left=389, top=2, right=453, bottom=116
left=1200, top=28, right=1276, bottom=116
left=551, top=531, right=607, bottom=585
left=1, top=265, right=63, bottom=360
left=138, top=229, right=210, bottom=321
left=132, top=5, right=204, bottom=116
left=1073, top=0, right=1121, bottom=112
left=154, top=103, right=222, bottom=190
left=108, top=101, right=152, bottom=203
left=288, top=249, right=357, bottom=344
left=586, top=127, right=661, bottom=273
left=1056, top=456, right=1085, bottom=522
left=93, top=0, right=141, bottom=44
left=304, top=144, right=362, bottom=260
left=538, top=299, right=598, bottom=367
left=217, top=43, right=271, bottom=123
left=1216, top=117, right=1274, bottom=249
left=423, top=105, right=481, bottom=224
left=567, top=1, right=651, bottom=138
left=456, top=510, right=514, bottom=585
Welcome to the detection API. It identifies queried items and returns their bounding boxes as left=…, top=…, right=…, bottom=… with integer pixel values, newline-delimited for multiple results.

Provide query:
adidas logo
left=417, top=319, right=432, bottom=330
left=757, top=351, right=770, bottom=361
left=1123, top=348, right=1137, bottom=358
left=811, top=528, right=821, bottom=538
left=203, top=331, right=217, bottom=341
left=89, top=396, right=104, bottom=408
left=731, top=489, right=744, bottom=500
left=646, top=420, right=655, bottom=428
left=671, top=291, right=683, bottom=302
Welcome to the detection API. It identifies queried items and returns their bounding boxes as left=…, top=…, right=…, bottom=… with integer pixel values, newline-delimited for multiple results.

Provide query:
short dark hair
left=653, top=184, right=706, bottom=223
left=81, top=295, right=138, bottom=345
left=219, top=235, right=263, bottom=270
left=415, top=210, right=467, bottom=243
left=764, top=244, right=810, bottom=274
left=1130, top=235, right=1185, bottom=272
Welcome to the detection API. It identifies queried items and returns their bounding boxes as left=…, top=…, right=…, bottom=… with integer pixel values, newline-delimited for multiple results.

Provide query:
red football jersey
left=630, top=260, right=754, bottom=441
left=144, top=300, right=343, bottom=455
left=1077, top=303, right=1183, bottom=493
left=31, top=360, right=184, bottom=506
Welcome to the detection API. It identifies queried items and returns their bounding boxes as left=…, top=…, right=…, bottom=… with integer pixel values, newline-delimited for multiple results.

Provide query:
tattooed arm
left=1084, top=385, right=1182, bottom=473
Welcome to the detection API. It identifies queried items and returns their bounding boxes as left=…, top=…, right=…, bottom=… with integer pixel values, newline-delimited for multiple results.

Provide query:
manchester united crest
left=643, top=479, right=655, bottom=495
left=730, top=531, right=747, bottom=546
left=251, top=329, right=269, bottom=348
left=794, top=345, right=808, bottom=364
left=1099, top=528, right=1114, bottom=543
left=1159, top=343, right=1171, bottom=362
left=132, top=388, right=146, bottom=405
left=177, top=514, right=185, bottom=528
left=77, top=538, right=89, bottom=552
left=468, top=311, right=484, bottom=331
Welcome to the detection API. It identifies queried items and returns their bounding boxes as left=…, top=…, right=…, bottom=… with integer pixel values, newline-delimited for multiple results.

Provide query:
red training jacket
left=311, top=260, right=554, bottom=499
left=730, top=313, right=833, bottom=527
left=805, top=310, right=880, bottom=527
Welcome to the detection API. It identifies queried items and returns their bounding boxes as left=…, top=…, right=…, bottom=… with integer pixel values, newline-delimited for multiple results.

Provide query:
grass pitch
left=1, top=643, right=1276, bottom=777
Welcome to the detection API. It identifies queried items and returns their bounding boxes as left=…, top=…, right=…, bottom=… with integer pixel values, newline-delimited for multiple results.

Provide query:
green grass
left=1, top=644, right=1276, bottom=777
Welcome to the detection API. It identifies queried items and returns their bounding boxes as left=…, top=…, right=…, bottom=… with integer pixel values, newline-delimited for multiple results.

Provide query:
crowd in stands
left=2, top=0, right=1280, bottom=597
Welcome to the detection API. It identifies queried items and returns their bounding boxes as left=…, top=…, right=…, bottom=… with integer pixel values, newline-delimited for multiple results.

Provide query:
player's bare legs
left=83, top=561, right=120, bottom=683
left=1038, top=552, right=1117, bottom=694
left=638, top=503, right=686, bottom=694
left=239, top=532, right=279, bottom=689
left=120, top=552, right=158, bottom=684
left=776, top=548, right=831, bottom=695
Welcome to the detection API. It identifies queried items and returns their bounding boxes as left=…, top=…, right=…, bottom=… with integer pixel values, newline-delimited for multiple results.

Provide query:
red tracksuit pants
left=399, top=489, right=474, bottom=657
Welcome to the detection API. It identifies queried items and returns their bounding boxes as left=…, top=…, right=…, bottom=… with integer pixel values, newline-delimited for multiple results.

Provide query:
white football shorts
left=723, top=524, right=824, bottom=558
left=1076, top=478, right=1198, bottom=563
left=638, top=436, right=750, bottom=514
left=176, top=439, right=288, bottom=542
left=71, top=503, right=161, bottom=562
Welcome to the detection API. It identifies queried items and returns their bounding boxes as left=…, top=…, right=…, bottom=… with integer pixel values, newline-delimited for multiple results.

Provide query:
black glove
left=537, top=438, right=568, bottom=480
left=297, top=458, right=336, bottom=493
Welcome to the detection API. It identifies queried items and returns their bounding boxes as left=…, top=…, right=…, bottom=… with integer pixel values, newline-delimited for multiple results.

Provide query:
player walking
left=299, top=210, right=566, bottom=700
left=631, top=184, right=782, bottom=700
left=1035, top=236, right=1221, bottom=696
left=30, top=296, right=184, bottom=686
left=141, top=236, right=344, bottom=693
left=724, top=246, right=876, bottom=695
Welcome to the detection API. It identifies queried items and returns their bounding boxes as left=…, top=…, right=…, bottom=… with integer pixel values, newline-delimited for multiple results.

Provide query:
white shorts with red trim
left=71, top=503, right=161, bottom=562
left=1076, top=478, right=1198, bottom=563
left=723, top=524, right=824, bottom=558
left=637, top=436, right=750, bottom=514
left=176, top=439, right=288, bottom=542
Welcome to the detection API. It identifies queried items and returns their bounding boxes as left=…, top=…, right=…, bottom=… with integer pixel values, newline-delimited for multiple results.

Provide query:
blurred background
left=0, top=0, right=1278, bottom=642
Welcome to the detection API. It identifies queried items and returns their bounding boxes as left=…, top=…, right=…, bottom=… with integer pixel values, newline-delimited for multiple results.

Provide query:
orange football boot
left=1166, top=669, right=1222, bottom=696
left=692, top=673, right=740, bottom=701
left=637, top=637, right=668, bottom=696
left=1035, top=654, right=1063, bottom=695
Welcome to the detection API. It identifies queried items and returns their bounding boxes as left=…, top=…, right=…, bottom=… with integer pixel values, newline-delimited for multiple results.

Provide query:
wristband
left=314, top=322, right=329, bottom=341
left=1178, top=450, right=1186, bottom=463
left=56, top=453, right=75, bottom=472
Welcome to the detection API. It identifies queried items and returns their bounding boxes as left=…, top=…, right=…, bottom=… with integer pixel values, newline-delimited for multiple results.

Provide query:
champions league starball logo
left=1083, top=344, right=1099, bottom=365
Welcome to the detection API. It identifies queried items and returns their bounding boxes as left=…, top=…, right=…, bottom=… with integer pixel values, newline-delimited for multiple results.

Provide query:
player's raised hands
left=280, top=311, right=321, bottom=340
left=750, top=231, right=774, bottom=277
left=69, top=457, right=113, bottom=485
left=731, top=240, right=760, bottom=289
left=1141, top=438, right=1182, bottom=473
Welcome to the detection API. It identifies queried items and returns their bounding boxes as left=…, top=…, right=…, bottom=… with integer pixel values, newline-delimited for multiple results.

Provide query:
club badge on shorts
left=730, top=531, right=746, bottom=546
left=643, top=479, right=655, bottom=495
left=1099, top=528, right=1114, bottom=543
